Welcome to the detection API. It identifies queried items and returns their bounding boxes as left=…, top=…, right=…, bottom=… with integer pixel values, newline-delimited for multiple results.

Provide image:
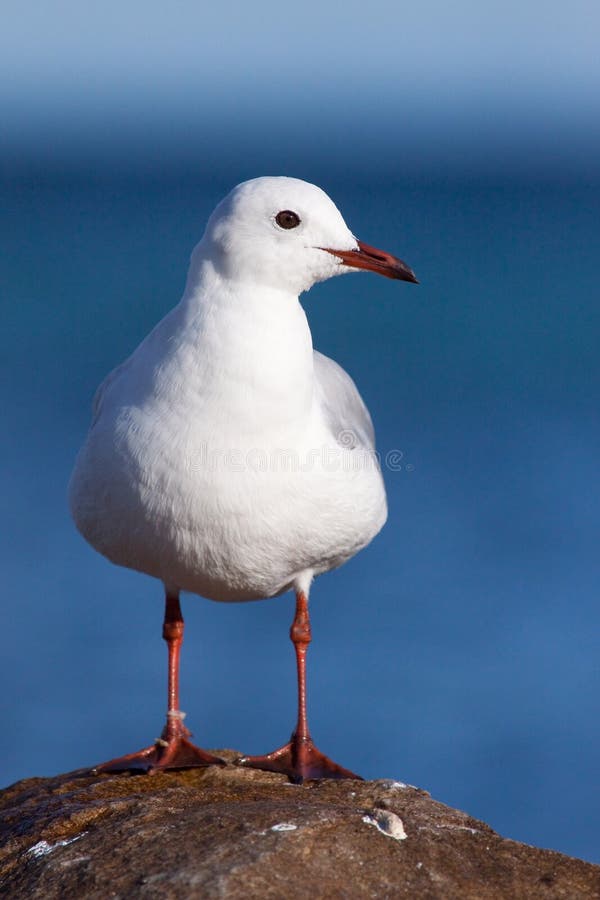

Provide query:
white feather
left=69, top=177, right=387, bottom=603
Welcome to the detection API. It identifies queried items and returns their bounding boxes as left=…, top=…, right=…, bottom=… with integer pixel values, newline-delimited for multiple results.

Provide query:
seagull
left=69, top=176, right=418, bottom=782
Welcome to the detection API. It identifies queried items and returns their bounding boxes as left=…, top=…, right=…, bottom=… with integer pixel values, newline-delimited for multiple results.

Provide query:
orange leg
left=93, top=591, right=225, bottom=774
left=238, top=591, right=362, bottom=783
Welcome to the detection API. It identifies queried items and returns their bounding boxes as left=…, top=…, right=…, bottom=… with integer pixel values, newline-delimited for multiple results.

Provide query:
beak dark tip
left=398, top=268, right=419, bottom=284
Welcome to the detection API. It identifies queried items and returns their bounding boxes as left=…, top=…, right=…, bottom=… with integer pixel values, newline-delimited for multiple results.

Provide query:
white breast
left=69, top=264, right=387, bottom=602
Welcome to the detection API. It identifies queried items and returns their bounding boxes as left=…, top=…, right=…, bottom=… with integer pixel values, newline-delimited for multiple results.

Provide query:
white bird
left=69, top=176, right=417, bottom=782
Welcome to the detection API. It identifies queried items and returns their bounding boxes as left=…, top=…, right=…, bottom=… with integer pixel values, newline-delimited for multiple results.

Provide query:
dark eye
left=275, top=210, right=301, bottom=230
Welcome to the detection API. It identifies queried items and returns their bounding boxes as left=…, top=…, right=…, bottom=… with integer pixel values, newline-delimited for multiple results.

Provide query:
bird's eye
left=275, top=210, right=301, bottom=230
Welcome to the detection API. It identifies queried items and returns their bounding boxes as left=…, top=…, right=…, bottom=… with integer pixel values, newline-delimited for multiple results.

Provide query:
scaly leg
left=238, top=590, right=362, bottom=783
left=93, top=591, right=225, bottom=774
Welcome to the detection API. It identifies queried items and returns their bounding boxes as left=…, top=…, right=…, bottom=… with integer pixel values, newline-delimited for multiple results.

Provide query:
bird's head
left=195, top=176, right=418, bottom=296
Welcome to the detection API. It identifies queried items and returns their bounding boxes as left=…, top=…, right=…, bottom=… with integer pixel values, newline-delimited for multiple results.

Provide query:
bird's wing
left=313, top=350, right=376, bottom=452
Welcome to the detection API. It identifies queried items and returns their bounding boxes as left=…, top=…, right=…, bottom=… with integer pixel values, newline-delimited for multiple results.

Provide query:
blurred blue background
left=2, top=0, right=599, bottom=864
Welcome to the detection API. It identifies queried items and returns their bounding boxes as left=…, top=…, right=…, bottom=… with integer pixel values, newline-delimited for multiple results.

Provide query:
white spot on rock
left=270, top=823, right=297, bottom=832
left=436, top=823, right=479, bottom=835
left=27, top=833, right=87, bottom=859
left=363, top=811, right=407, bottom=841
left=57, top=855, right=91, bottom=869
left=28, top=841, right=55, bottom=859
left=376, top=779, right=410, bottom=790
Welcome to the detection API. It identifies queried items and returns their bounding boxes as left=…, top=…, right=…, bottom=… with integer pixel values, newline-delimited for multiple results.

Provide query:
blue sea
left=2, top=165, right=599, bottom=862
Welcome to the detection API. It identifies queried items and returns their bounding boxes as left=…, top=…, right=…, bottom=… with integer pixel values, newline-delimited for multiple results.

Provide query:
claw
left=93, top=736, right=225, bottom=774
left=237, top=735, right=362, bottom=784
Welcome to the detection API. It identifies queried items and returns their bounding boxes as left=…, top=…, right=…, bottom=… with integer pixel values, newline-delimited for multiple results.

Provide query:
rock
left=1, top=750, right=598, bottom=898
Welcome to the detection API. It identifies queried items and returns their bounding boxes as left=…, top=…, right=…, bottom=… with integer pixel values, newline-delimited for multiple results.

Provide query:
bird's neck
left=171, top=260, right=315, bottom=439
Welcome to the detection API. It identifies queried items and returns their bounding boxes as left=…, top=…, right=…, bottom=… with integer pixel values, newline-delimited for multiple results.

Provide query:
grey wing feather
left=313, top=350, right=376, bottom=451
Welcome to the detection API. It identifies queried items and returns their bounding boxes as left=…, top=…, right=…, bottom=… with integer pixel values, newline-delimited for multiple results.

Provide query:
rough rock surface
left=1, top=750, right=598, bottom=899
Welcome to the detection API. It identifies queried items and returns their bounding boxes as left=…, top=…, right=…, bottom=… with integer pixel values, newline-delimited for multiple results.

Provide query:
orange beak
left=322, top=240, right=418, bottom=283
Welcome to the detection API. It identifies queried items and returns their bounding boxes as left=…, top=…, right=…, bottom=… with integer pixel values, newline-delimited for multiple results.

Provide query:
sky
left=2, top=1, right=599, bottom=171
